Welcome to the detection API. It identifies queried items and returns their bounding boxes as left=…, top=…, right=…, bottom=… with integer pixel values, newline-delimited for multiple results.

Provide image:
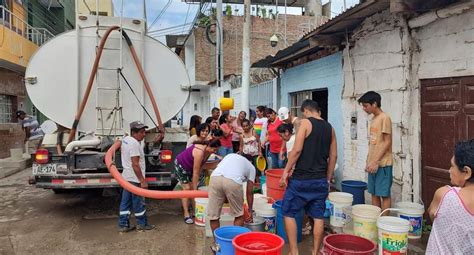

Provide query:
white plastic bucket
left=377, top=216, right=410, bottom=255
left=328, top=192, right=354, bottom=227
left=352, top=204, right=382, bottom=243
left=194, top=198, right=208, bottom=226
left=255, top=206, right=276, bottom=233
left=395, top=202, right=424, bottom=239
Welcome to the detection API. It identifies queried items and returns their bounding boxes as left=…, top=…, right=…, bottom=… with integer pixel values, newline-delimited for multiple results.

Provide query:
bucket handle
left=379, top=208, right=400, bottom=217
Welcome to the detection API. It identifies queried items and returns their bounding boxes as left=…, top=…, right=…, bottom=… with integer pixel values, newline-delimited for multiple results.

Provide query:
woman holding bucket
left=426, top=139, right=474, bottom=254
left=173, top=139, right=221, bottom=224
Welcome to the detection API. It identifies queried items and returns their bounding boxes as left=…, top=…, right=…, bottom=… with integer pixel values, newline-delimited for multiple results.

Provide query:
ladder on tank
left=94, top=10, right=124, bottom=137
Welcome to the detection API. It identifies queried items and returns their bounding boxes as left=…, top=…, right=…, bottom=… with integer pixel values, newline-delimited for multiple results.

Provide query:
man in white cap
left=277, top=107, right=300, bottom=161
left=118, top=121, right=155, bottom=232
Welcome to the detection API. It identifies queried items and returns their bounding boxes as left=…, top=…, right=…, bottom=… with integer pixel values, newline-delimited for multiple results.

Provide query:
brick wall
left=0, top=69, right=26, bottom=159
left=194, top=15, right=328, bottom=82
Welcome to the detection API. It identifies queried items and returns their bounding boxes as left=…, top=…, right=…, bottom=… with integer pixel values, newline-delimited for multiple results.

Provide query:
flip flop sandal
left=184, top=216, right=194, bottom=224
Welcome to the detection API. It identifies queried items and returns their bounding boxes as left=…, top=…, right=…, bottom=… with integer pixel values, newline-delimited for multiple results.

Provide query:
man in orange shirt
left=358, top=91, right=393, bottom=215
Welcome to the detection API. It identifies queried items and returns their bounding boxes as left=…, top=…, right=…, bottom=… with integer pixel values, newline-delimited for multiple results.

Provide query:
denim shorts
left=173, top=159, right=205, bottom=185
left=282, top=178, right=329, bottom=219
left=368, top=165, right=393, bottom=197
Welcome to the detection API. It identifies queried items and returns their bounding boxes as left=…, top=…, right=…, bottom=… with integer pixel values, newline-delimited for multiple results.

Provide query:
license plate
left=33, top=164, right=57, bottom=175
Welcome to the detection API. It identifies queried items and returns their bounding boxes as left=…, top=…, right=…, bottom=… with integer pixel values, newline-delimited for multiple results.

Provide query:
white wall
left=340, top=6, right=474, bottom=202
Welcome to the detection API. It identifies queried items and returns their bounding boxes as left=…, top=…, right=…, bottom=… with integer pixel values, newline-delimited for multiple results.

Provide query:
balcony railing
left=0, top=5, right=54, bottom=46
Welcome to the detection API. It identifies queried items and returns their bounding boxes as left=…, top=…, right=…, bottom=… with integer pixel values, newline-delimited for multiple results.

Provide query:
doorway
left=312, top=89, right=328, bottom=121
left=420, top=76, right=474, bottom=209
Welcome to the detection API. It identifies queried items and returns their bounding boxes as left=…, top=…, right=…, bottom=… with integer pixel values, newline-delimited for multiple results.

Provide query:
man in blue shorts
left=358, top=91, right=393, bottom=215
left=279, top=100, right=337, bottom=255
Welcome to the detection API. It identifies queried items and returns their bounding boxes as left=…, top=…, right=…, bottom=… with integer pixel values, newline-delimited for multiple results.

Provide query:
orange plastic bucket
left=265, top=169, right=286, bottom=201
left=233, top=232, right=284, bottom=255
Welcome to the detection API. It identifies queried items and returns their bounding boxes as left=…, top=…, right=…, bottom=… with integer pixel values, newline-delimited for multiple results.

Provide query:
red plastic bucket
left=233, top=232, right=285, bottom=255
left=265, top=169, right=285, bottom=201
left=322, top=234, right=376, bottom=255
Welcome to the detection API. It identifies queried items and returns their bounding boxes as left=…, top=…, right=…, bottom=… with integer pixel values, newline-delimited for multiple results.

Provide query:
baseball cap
left=278, top=107, right=290, bottom=121
left=130, top=121, right=148, bottom=130
left=16, top=110, right=26, bottom=118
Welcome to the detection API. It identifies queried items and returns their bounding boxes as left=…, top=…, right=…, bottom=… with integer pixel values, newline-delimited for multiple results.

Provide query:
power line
left=147, top=0, right=172, bottom=30
left=148, top=22, right=194, bottom=34
left=182, top=3, right=191, bottom=34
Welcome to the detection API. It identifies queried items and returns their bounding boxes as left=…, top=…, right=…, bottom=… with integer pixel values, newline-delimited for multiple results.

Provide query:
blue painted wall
left=280, top=52, right=344, bottom=187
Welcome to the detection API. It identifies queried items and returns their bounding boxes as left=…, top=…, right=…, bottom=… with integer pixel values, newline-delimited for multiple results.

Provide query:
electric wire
left=147, top=0, right=172, bottom=30
left=119, top=70, right=159, bottom=128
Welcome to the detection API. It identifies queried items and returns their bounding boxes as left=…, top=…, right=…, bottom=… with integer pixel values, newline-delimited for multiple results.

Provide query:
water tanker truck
left=25, top=15, right=190, bottom=192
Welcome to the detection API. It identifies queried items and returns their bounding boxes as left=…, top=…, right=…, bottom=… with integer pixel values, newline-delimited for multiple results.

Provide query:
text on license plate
left=33, top=164, right=57, bottom=175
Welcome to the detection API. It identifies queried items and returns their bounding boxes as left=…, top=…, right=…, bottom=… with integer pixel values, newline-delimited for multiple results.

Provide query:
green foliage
left=225, top=5, right=232, bottom=16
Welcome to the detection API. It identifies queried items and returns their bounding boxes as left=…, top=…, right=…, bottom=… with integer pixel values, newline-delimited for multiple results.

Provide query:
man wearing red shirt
left=265, top=108, right=285, bottom=168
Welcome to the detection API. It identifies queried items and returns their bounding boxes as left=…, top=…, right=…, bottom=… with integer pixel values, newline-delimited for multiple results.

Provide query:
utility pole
left=216, top=0, right=224, bottom=93
left=241, top=0, right=251, bottom=115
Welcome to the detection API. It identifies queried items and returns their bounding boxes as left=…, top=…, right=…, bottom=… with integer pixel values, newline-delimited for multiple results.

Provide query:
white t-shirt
left=121, top=136, right=146, bottom=183
left=286, top=134, right=295, bottom=152
left=211, top=153, right=256, bottom=185
left=254, top=117, right=268, bottom=144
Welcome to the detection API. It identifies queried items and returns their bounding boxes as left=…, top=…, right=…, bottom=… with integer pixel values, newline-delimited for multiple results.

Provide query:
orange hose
left=67, top=26, right=121, bottom=144
left=105, top=140, right=208, bottom=199
left=121, top=31, right=165, bottom=135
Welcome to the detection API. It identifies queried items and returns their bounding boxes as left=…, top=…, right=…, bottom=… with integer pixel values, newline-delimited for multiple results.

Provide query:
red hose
left=105, top=140, right=208, bottom=199
left=67, top=26, right=121, bottom=144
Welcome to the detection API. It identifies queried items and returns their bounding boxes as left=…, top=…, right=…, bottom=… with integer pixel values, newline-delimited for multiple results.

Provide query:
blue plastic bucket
left=214, top=226, right=251, bottom=255
left=272, top=200, right=304, bottom=243
left=341, top=180, right=367, bottom=205
left=260, top=176, right=266, bottom=190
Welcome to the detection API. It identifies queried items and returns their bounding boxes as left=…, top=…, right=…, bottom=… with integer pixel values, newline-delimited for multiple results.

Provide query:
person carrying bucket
left=358, top=91, right=393, bottom=216
left=207, top=153, right=256, bottom=253
left=279, top=99, right=337, bottom=255
left=426, top=139, right=474, bottom=254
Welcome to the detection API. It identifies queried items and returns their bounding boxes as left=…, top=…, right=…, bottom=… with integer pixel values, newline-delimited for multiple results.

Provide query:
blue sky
left=112, top=0, right=359, bottom=42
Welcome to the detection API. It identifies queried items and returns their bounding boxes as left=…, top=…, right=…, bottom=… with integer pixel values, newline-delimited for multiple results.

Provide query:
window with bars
left=290, top=89, right=329, bottom=120
left=0, top=94, right=14, bottom=123
left=290, top=90, right=312, bottom=118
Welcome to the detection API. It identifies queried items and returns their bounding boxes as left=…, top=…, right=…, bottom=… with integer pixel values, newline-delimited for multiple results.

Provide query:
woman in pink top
left=426, top=139, right=474, bottom=254
left=218, top=113, right=234, bottom=157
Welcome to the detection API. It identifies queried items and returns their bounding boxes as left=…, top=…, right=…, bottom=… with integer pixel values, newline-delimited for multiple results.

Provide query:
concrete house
left=252, top=0, right=474, bottom=206
left=253, top=43, right=345, bottom=186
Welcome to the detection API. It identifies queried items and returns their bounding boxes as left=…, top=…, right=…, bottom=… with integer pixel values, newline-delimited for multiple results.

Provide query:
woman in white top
left=239, top=119, right=261, bottom=161
left=426, top=139, right=474, bottom=254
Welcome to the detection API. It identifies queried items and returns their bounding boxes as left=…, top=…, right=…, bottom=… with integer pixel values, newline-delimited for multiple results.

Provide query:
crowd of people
left=117, top=91, right=474, bottom=255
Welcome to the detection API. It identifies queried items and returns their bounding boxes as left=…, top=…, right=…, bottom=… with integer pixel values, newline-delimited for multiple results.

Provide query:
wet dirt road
left=0, top=169, right=315, bottom=255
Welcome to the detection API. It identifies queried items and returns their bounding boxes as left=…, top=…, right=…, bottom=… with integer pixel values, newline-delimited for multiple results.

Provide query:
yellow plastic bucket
left=256, top=156, right=266, bottom=172
left=219, top=97, right=234, bottom=111
left=352, top=204, right=381, bottom=243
